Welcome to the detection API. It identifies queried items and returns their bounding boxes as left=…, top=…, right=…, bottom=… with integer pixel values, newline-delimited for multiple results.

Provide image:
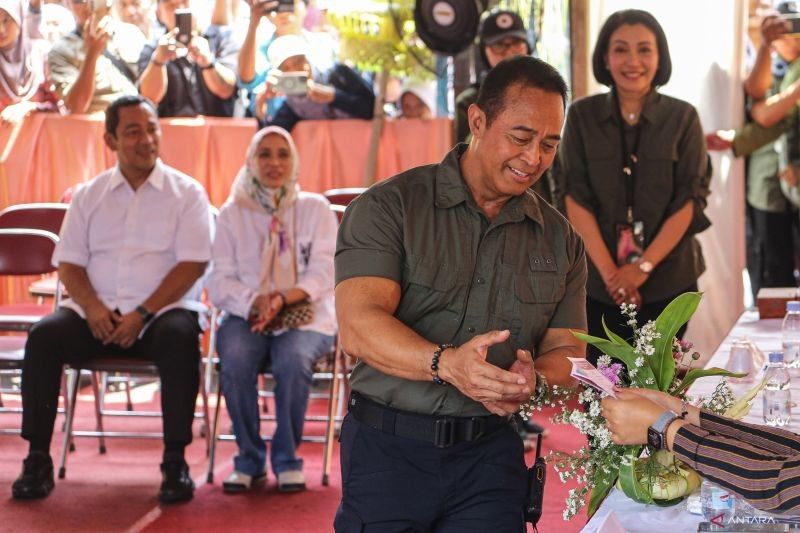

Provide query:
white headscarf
left=228, top=126, right=301, bottom=294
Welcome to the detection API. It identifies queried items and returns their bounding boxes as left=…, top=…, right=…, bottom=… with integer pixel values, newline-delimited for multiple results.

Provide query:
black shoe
left=12, top=452, right=54, bottom=500
left=158, top=459, right=194, bottom=503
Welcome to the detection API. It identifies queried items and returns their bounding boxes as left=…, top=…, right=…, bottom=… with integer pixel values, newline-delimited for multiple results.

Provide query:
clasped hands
left=438, top=329, right=536, bottom=417
left=85, top=301, right=145, bottom=348
left=604, top=263, right=648, bottom=306
left=248, top=291, right=285, bottom=333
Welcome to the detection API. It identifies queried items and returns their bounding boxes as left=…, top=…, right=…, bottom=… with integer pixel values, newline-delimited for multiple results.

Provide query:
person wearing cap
left=237, top=0, right=337, bottom=121
left=453, top=9, right=531, bottom=145
left=333, top=55, right=586, bottom=532
left=397, top=80, right=436, bottom=119
left=137, top=0, right=239, bottom=117
left=705, top=4, right=800, bottom=300
left=253, top=33, right=374, bottom=131
left=603, top=386, right=800, bottom=514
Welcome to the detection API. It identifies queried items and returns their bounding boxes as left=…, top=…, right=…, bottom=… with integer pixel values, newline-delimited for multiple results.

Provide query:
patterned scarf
left=229, top=126, right=300, bottom=294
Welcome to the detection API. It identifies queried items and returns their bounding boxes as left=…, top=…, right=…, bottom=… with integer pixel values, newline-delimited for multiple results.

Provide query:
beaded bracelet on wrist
left=431, top=343, right=454, bottom=385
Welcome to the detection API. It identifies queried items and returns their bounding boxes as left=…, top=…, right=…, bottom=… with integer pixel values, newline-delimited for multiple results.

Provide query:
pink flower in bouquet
left=598, top=361, right=623, bottom=387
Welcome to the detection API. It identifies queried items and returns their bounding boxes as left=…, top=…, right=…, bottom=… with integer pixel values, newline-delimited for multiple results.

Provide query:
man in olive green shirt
left=333, top=56, right=587, bottom=532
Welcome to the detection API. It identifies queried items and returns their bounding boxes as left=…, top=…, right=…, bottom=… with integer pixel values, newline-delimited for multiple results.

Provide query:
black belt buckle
left=433, top=417, right=455, bottom=448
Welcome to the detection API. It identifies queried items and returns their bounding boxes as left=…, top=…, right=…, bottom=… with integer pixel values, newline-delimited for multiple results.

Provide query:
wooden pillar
left=569, top=0, right=589, bottom=101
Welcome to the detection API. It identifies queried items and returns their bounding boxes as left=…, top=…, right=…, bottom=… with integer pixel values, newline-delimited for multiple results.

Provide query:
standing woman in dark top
left=553, top=9, right=710, bottom=365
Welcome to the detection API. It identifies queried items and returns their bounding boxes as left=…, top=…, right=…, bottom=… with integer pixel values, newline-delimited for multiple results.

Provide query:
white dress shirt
left=54, top=159, right=213, bottom=318
left=207, top=191, right=337, bottom=336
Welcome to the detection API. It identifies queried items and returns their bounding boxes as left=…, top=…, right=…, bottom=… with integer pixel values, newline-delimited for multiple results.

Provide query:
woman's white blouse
left=207, top=191, right=337, bottom=336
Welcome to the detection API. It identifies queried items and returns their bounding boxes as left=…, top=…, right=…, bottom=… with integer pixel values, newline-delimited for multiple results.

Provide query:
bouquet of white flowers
left=540, top=292, right=758, bottom=520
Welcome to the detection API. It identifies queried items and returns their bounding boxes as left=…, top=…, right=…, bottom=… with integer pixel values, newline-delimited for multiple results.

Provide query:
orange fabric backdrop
left=0, top=114, right=453, bottom=304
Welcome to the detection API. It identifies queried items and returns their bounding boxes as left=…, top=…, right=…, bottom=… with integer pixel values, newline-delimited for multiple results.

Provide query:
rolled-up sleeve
left=555, top=108, right=595, bottom=213
left=546, top=225, right=587, bottom=330
left=335, top=189, right=405, bottom=285
left=295, top=200, right=337, bottom=302
left=666, top=106, right=707, bottom=217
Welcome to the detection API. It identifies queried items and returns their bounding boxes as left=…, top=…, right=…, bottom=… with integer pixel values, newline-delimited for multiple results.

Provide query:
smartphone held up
left=175, top=9, right=192, bottom=46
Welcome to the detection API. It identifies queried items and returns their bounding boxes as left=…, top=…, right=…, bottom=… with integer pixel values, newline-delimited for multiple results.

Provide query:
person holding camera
left=551, top=10, right=709, bottom=366
left=206, top=125, right=337, bottom=494
left=237, top=0, right=337, bottom=122
left=705, top=3, right=800, bottom=300
left=333, top=55, right=586, bottom=532
left=47, top=0, right=145, bottom=113
left=252, top=34, right=373, bottom=131
left=137, top=0, right=239, bottom=117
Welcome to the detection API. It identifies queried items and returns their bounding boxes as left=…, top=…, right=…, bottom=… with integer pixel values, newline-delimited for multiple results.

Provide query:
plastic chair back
left=0, top=229, right=59, bottom=276
left=0, top=203, right=69, bottom=236
left=322, top=187, right=366, bottom=207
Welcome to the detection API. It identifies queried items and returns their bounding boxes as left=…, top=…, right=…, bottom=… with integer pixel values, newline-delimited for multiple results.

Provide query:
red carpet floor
left=0, top=382, right=589, bottom=532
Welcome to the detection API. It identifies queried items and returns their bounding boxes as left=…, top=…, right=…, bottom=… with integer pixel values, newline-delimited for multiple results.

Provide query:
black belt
left=348, top=392, right=508, bottom=448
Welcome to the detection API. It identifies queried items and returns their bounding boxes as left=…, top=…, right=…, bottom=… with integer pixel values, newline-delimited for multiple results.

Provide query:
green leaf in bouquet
left=573, top=331, right=657, bottom=386
left=651, top=292, right=702, bottom=390
left=617, top=447, right=654, bottom=505
left=587, top=467, right=618, bottom=517
left=675, top=367, right=747, bottom=395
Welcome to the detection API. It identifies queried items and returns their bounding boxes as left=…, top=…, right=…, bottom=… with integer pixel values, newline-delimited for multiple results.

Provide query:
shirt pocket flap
left=529, top=254, right=557, bottom=272
left=514, top=273, right=560, bottom=304
left=407, top=261, right=457, bottom=292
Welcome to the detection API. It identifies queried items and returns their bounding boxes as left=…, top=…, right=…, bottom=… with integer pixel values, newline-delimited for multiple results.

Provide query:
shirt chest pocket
left=400, top=260, right=463, bottom=317
left=514, top=254, right=564, bottom=305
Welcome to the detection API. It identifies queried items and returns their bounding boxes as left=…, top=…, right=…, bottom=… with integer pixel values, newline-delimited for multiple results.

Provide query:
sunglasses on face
left=488, top=38, right=527, bottom=54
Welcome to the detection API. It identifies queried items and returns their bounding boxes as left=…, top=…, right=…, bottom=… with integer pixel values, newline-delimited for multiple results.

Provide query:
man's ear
left=103, top=131, right=117, bottom=152
left=467, top=103, right=485, bottom=139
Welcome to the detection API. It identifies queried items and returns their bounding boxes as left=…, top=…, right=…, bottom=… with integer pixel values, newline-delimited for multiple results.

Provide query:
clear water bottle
left=763, top=351, right=792, bottom=427
left=700, top=479, right=736, bottom=524
left=783, top=301, right=800, bottom=369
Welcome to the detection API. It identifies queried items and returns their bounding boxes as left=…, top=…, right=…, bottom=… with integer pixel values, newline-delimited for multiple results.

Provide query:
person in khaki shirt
left=333, top=56, right=587, bottom=532
left=48, top=0, right=145, bottom=113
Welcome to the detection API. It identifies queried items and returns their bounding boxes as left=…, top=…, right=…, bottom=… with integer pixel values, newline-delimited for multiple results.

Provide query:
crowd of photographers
left=0, top=0, right=447, bottom=129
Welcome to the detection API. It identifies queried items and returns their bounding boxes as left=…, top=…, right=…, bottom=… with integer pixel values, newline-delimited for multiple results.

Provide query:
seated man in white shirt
left=12, top=95, right=212, bottom=504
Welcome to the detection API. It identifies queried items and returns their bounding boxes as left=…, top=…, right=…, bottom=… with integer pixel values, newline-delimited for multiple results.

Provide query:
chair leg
left=322, top=342, right=344, bottom=487
left=124, top=377, right=133, bottom=411
left=206, top=376, right=223, bottom=484
left=200, top=373, right=211, bottom=456
left=90, top=372, right=107, bottom=454
left=259, top=374, right=269, bottom=414
left=59, top=369, right=81, bottom=479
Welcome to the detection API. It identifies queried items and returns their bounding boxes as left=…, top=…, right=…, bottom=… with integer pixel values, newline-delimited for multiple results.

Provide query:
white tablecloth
left=583, top=311, right=794, bottom=532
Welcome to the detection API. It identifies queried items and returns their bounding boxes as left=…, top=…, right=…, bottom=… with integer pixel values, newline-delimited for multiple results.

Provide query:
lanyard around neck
left=614, top=90, right=643, bottom=224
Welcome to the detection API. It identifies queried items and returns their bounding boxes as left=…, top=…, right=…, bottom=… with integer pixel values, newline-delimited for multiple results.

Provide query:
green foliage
left=327, top=1, right=435, bottom=78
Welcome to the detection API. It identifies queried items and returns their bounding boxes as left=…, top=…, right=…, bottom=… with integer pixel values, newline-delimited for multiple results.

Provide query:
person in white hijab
left=0, top=0, right=57, bottom=124
left=207, top=125, right=337, bottom=494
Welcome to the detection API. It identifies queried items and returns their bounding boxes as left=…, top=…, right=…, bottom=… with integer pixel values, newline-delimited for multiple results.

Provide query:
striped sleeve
left=672, top=424, right=800, bottom=513
left=699, top=410, right=800, bottom=455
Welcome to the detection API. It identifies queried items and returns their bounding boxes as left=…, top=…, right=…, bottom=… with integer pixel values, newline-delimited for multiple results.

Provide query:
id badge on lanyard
left=614, top=99, right=644, bottom=266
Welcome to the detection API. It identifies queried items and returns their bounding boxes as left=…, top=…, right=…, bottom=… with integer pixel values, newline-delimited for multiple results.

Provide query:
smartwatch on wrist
left=135, top=305, right=155, bottom=325
left=647, top=410, right=679, bottom=450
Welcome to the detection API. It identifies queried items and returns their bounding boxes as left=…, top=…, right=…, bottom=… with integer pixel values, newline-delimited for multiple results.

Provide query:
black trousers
left=21, top=307, right=201, bottom=451
left=333, top=413, right=527, bottom=533
left=746, top=203, right=797, bottom=300
left=585, top=285, right=696, bottom=366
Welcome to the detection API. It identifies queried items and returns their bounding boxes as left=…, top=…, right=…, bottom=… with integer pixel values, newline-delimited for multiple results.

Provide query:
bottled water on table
left=783, top=301, right=800, bottom=369
left=700, top=479, right=736, bottom=524
left=763, top=351, right=792, bottom=427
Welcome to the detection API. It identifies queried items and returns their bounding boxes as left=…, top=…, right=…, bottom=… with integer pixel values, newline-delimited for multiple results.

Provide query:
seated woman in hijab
left=207, top=125, right=337, bottom=494
left=0, top=0, right=57, bottom=124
